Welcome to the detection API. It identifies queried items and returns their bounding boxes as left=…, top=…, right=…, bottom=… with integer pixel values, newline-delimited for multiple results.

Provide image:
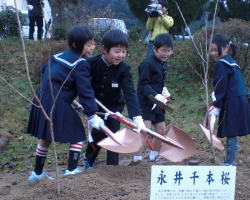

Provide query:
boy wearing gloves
left=84, top=29, right=145, bottom=168
left=134, top=33, right=173, bottom=163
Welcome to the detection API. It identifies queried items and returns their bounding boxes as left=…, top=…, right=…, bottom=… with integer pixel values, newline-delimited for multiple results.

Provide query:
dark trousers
left=29, top=16, right=43, bottom=40
left=85, top=117, right=121, bottom=165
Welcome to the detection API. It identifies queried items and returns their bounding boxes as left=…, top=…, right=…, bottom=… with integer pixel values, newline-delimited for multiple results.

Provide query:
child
left=27, top=25, right=104, bottom=182
left=209, top=34, right=250, bottom=166
left=134, top=33, right=173, bottom=162
left=84, top=29, right=145, bottom=169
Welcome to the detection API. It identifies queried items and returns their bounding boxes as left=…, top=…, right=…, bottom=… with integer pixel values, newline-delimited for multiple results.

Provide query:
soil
left=0, top=151, right=249, bottom=200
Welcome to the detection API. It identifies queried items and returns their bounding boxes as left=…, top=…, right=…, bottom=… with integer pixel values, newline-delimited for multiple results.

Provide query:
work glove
left=133, top=116, right=146, bottom=134
left=211, top=91, right=216, bottom=102
left=162, top=87, right=171, bottom=101
left=27, top=5, right=33, bottom=11
left=86, top=114, right=104, bottom=130
left=208, top=105, right=221, bottom=117
left=152, top=94, right=167, bottom=110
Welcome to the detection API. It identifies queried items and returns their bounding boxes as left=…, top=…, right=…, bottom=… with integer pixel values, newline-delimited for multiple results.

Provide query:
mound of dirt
left=0, top=151, right=249, bottom=200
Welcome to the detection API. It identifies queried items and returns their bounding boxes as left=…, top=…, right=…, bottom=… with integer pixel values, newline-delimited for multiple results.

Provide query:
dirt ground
left=0, top=151, right=249, bottom=200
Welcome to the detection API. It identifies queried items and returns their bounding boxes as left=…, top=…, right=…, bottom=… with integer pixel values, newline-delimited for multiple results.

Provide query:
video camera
left=145, top=0, right=163, bottom=18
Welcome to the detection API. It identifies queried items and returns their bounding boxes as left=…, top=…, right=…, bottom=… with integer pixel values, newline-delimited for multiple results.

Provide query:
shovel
left=199, top=113, right=224, bottom=150
left=73, top=100, right=142, bottom=153
left=95, top=98, right=197, bottom=162
left=148, top=94, right=173, bottom=112
left=159, top=125, right=197, bottom=162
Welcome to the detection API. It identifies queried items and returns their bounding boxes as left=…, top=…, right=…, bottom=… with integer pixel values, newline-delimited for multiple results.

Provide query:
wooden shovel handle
left=95, top=98, right=183, bottom=149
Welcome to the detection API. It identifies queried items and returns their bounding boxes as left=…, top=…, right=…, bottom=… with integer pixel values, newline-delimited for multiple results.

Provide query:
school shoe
left=28, top=171, right=49, bottom=182
left=84, top=157, right=96, bottom=170
left=222, top=159, right=234, bottom=166
left=64, top=168, right=82, bottom=176
left=147, top=156, right=163, bottom=163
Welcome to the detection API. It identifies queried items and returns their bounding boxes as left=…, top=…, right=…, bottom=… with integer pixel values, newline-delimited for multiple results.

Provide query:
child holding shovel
left=209, top=34, right=250, bottom=166
left=134, top=33, right=173, bottom=163
left=83, top=29, right=145, bottom=169
left=27, top=25, right=104, bottom=182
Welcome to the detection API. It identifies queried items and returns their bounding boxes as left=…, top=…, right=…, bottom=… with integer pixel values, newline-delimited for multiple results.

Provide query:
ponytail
left=229, top=42, right=238, bottom=57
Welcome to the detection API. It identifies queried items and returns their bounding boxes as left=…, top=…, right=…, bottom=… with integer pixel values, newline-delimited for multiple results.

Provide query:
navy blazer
left=213, top=55, right=248, bottom=108
left=39, top=50, right=98, bottom=116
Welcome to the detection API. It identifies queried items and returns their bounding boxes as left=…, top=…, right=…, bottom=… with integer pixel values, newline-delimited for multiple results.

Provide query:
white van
left=88, top=18, right=128, bottom=35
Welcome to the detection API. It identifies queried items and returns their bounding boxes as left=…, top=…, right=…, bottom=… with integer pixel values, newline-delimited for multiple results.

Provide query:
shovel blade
left=97, top=128, right=143, bottom=153
left=159, top=125, right=197, bottom=162
left=199, top=124, right=224, bottom=150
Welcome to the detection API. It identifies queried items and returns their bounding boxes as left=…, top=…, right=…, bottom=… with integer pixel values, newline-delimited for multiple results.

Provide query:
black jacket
left=87, top=55, right=141, bottom=118
left=137, top=55, right=168, bottom=113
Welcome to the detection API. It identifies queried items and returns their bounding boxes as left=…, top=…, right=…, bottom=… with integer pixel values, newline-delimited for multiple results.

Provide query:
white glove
left=152, top=94, right=167, bottom=110
left=86, top=114, right=104, bottom=130
left=162, top=87, right=171, bottom=100
left=208, top=105, right=221, bottom=117
left=27, top=5, right=33, bottom=11
left=133, top=116, right=146, bottom=134
left=211, top=92, right=216, bottom=102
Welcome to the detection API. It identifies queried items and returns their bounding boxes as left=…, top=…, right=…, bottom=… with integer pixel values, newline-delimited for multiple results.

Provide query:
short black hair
left=212, top=34, right=238, bottom=57
left=67, top=25, right=94, bottom=54
left=154, top=33, right=173, bottom=49
left=159, top=0, right=169, bottom=8
left=102, top=29, right=128, bottom=53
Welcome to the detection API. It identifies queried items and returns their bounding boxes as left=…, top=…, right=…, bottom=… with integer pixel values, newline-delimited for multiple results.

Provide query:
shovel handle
left=140, top=127, right=184, bottom=149
left=95, top=98, right=183, bottom=149
left=95, top=98, right=111, bottom=113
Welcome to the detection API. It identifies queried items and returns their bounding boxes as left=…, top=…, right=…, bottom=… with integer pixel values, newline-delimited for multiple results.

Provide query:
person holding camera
left=27, top=0, right=44, bottom=40
left=146, top=0, right=174, bottom=58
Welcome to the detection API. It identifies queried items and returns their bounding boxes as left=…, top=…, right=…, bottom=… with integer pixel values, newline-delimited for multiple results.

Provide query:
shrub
left=174, top=19, right=250, bottom=87
left=128, top=25, right=142, bottom=41
left=0, top=4, right=26, bottom=39
left=52, top=24, right=71, bottom=40
left=30, top=40, right=68, bottom=83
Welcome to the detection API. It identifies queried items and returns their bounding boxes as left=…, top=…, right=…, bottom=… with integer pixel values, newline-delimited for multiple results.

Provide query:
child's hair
left=154, top=33, right=174, bottom=49
left=102, top=29, right=128, bottom=53
left=212, top=34, right=238, bottom=57
left=67, top=25, right=94, bottom=54
left=159, top=0, right=169, bottom=8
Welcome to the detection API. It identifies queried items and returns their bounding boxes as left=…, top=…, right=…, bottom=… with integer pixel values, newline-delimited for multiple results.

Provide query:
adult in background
left=146, top=0, right=174, bottom=58
left=27, top=0, right=44, bottom=40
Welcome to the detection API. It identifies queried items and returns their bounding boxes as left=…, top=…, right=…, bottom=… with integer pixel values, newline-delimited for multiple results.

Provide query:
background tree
left=209, top=0, right=250, bottom=22
left=80, top=0, right=142, bottom=29
left=126, top=0, right=150, bottom=22
left=167, top=0, right=208, bottom=36
left=47, top=0, right=79, bottom=39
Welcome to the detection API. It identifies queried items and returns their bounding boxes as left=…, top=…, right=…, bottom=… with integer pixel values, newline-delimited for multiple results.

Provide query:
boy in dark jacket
left=84, top=29, right=145, bottom=168
left=134, top=33, right=173, bottom=163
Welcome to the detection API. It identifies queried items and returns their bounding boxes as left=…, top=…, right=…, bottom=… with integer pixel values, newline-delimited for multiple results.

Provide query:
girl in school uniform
left=209, top=34, right=250, bottom=166
left=27, top=25, right=104, bottom=182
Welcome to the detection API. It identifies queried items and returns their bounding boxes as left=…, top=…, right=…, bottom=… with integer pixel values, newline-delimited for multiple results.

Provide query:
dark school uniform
left=85, top=54, right=141, bottom=165
left=213, top=55, right=250, bottom=138
left=137, top=54, right=168, bottom=116
left=27, top=50, right=98, bottom=143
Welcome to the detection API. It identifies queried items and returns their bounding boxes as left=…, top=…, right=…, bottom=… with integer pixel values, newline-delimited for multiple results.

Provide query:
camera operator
left=146, top=0, right=174, bottom=58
